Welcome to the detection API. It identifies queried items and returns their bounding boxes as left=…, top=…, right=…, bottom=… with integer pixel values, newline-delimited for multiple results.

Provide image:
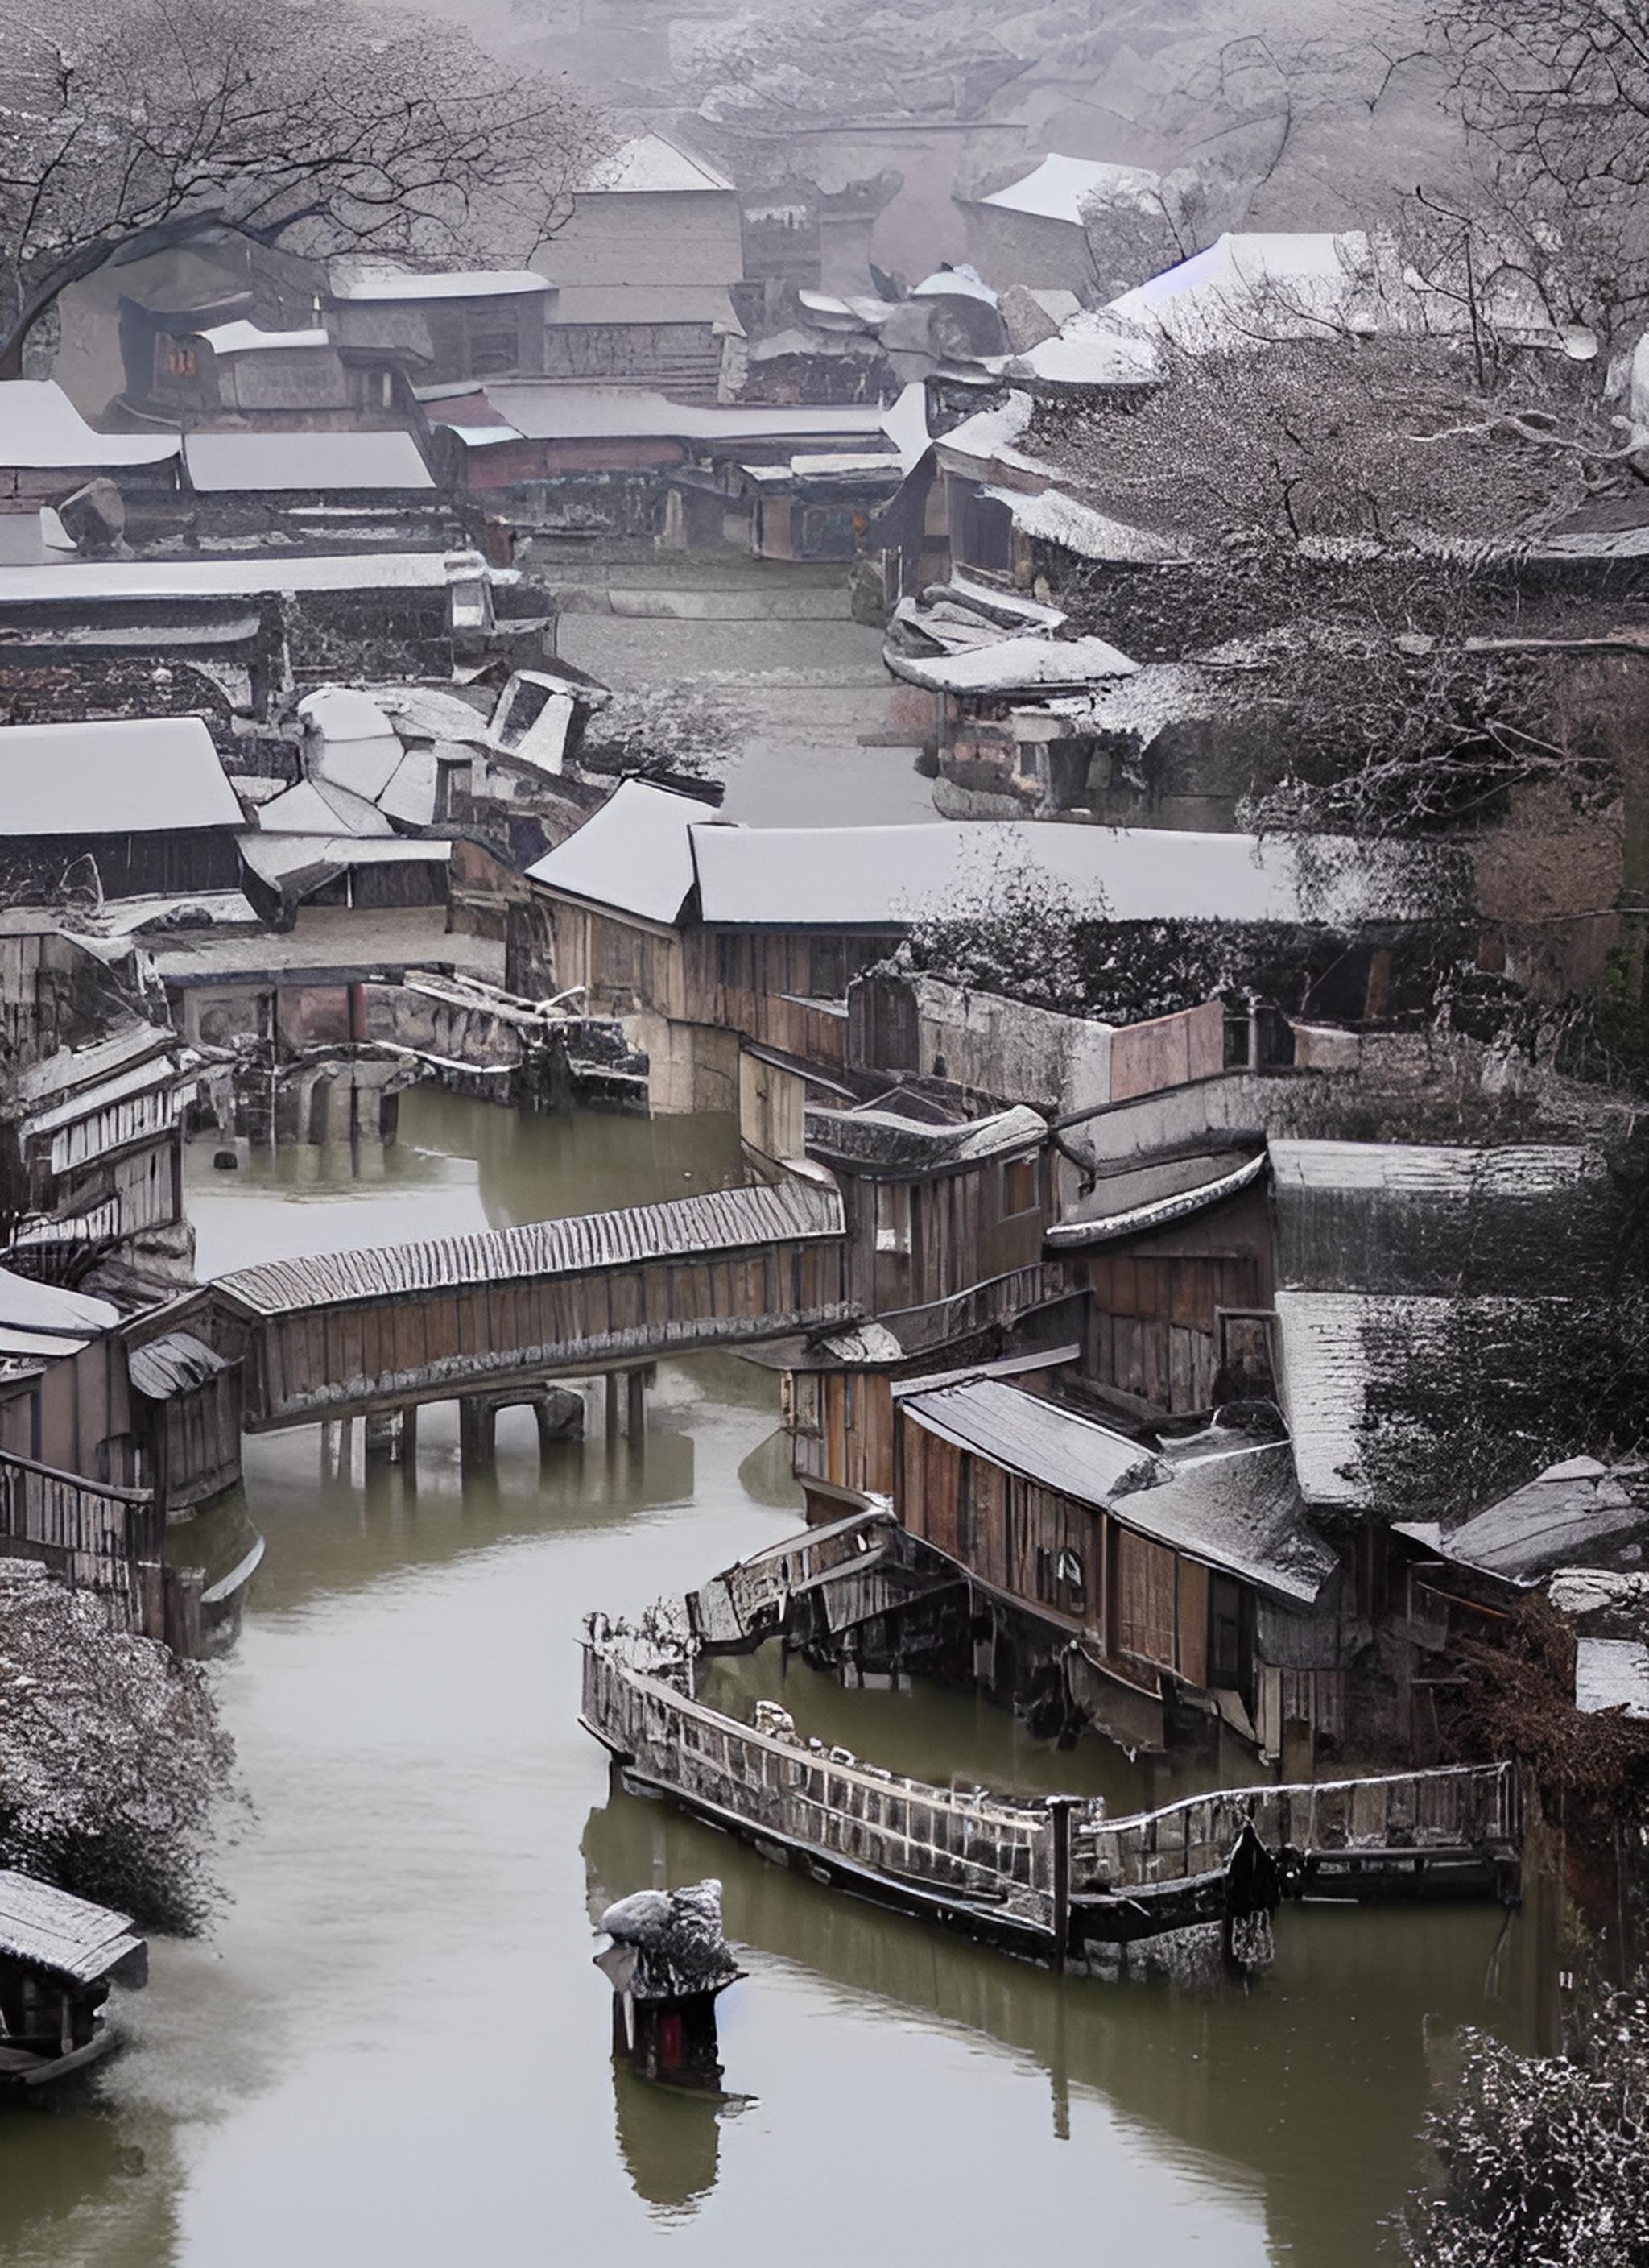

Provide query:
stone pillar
left=605, top=1372, right=621, bottom=1445
left=363, top=1410, right=399, bottom=1464
left=626, top=1369, right=646, bottom=1446
left=459, top=1398, right=497, bottom=1473
left=399, top=1402, right=419, bottom=1481
left=534, top=1386, right=585, bottom=1463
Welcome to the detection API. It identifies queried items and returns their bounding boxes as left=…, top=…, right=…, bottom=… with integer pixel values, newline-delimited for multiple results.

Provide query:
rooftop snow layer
left=0, top=715, right=241, bottom=837
left=0, top=379, right=179, bottom=468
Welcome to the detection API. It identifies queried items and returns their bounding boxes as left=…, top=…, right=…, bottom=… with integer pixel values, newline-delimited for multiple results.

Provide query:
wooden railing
left=0, top=1448, right=171, bottom=1640
left=1068, top=1765, right=1520, bottom=1897
left=688, top=1504, right=901, bottom=1647
left=877, top=1261, right=1068, bottom=1355
left=584, top=1628, right=1059, bottom=1933
left=582, top=1609, right=1520, bottom=1948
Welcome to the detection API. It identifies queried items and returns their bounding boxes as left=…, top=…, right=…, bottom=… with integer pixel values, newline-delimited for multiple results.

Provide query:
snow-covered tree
left=0, top=1565, right=236, bottom=1934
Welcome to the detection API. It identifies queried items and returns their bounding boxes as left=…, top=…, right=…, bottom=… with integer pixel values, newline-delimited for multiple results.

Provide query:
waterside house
left=0, top=1871, right=147, bottom=2094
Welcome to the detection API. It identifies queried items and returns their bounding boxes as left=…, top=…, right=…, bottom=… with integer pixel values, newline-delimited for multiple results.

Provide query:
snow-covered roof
left=0, top=716, right=241, bottom=837
left=689, top=820, right=1446, bottom=932
left=0, top=551, right=507, bottom=602
left=1012, top=309, right=1163, bottom=388
left=196, top=321, right=330, bottom=354
left=888, top=632, right=1136, bottom=696
left=0, top=1869, right=143, bottom=1984
left=982, top=483, right=1190, bottom=563
left=1106, top=231, right=1377, bottom=352
left=589, top=133, right=735, bottom=196
left=548, top=285, right=742, bottom=331
left=431, top=385, right=884, bottom=447
left=980, top=153, right=1163, bottom=227
left=1576, top=1637, right=1649, bottom=1718
left=0, top=380, right=180, bottom=468
left=0, top=1264, right=121, bottom=1355
left=328, top=264, right=552, bottom=301
left=184, top=430, right=433, bottom=492
left=525, top=777, right=712, bottom=927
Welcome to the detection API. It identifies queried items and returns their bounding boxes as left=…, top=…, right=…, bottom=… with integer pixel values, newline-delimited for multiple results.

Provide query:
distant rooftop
left=0, top=380, right=179, bottom=469
left=427, top=383, right=888, bottom=448
left=328, top=263, right=552, bottom=302
left=196, top=321, right=330, bottom=354
left=588, top=133, right=735, bottom=196
left=979, top=153, right=1163, bottom=226
left=184, top=429, right=434, bottom=493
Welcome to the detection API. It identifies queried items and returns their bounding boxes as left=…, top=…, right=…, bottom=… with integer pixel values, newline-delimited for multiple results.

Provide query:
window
left=789, top=1372, right=821, bottom=1434
left=1001, top=1155, right=1039, bottom=1219
left=467, top=327, right=519, bottom=376
left=874, top=1182, right=911, bottom=1255
left=1035, top=1543, right=1087, bottom=1616
left=808, top=936, right=845, bottom=999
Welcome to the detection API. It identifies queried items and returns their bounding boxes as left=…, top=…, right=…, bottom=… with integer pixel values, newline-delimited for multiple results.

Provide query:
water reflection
left=0, top=1096, right=1548, bottom=2268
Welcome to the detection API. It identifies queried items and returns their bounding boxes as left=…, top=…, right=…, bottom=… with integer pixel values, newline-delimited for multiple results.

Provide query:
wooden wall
left=1072, top=1186, right=1272, bottom=1418
left=684, top=929, right=900, bottom=1068
left=896, top=1411, right=1219, bottom=1702
left=840, top=1148, right=1052, bottom=1326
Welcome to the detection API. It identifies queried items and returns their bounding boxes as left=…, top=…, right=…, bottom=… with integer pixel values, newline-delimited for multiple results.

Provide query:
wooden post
left=399, top=1403, right=419, bottom=1480
left=605, top=1372, right=621, bottom=1446
left=1048, top=1796, right=1073, bottom=1974
left=626, top=1368, right=646, bottom=1446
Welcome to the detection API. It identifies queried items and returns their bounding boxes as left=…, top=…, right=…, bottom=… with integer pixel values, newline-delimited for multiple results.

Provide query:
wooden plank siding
left=897, top=1412, right=1220, bottom=1700
left=234, top=1224, right=851, bottom=1429
left=1078, top=1251, right=1267, bottom=1416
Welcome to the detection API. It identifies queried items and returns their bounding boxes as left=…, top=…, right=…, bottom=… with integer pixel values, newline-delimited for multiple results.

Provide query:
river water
left=0, top=1091, right=1544, bottom=2268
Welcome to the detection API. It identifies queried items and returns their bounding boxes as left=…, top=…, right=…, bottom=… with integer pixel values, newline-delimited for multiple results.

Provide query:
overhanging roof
left=0, top=1869, right=143, bottom=1984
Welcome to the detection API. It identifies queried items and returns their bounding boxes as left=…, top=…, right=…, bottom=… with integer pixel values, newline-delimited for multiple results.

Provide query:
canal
left=0, top=1091, right=1544, bottom=2268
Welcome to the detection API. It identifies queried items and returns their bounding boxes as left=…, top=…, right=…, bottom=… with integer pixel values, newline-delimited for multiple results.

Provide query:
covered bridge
left=189, top=1173, right=850, bottom=1430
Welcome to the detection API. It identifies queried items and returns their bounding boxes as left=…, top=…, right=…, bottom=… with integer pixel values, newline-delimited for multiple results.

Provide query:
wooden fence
left=0, top=1448, right=199, bottom=1652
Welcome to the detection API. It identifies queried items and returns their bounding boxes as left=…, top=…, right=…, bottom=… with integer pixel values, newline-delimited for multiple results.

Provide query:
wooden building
left=803, top=1099, right=1056, bottom=1346
left=1047, top=1149, right=1275, bottom=1422
left=0, top=1269, right=135, bottom=1484
left=0, top=717, right=245, bottom=906
left=526, top=781, right=1354, bottom=1111
left=9, top=1021, right=189, bottom=1258
left=0, top=1871, right=146, bottom=2092
left=894, top=1371, right=1341, bottom=1756
left=126, top=1330, right=243, bottom=1517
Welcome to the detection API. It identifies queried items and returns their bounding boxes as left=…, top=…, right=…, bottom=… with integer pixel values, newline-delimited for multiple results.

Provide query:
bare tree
left=0, top=0, right=612, bottom=375
left=577, top=685, right=737, bottom=785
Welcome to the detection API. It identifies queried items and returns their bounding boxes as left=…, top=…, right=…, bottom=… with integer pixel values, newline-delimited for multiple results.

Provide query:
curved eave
left=1046, top=1150, right=1267, bottom=1249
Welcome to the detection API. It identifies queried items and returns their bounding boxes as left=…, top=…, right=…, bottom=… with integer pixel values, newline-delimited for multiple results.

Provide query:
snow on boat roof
left=981, top=153, right=1163, bottom=226
left=588, top=133, right=734, bottom=196
left=0, top=716, right=242, bottom=836
left=0, top=1869, right=143, bottom=1984
left=0, top=380, right=180, bottom=468
left=184, top=430, right=433, bottom=492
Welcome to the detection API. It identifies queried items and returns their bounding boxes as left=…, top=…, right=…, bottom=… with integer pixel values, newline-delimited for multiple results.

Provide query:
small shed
left=0, top=1869, right=147, bottom=2091
left=127, top=1328, right=243, bottom=1517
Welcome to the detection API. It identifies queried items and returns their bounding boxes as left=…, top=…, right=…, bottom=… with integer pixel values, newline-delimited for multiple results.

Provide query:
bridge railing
left=584, top=1624, right=1059, bottom=1931
left=582, top=1612, right=1520, bottom=1931
left=688, top=1503, right=899, bottom=1647
left=1068, top=1764, right=1519, bottom=1895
